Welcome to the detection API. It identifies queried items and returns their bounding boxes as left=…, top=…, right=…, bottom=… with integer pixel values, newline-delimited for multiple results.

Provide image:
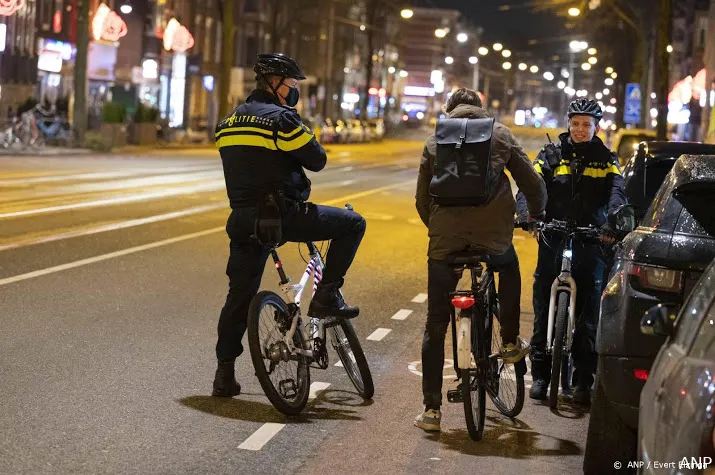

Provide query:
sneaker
left=572, top=387, right=592, bottom=406
left=500, top=337, right=530, bottom=364
left=529, top=379, right=548, bottom=400
left=414, top=409, right=441, bottom=432
left=308, top=282, right=359, bottom=319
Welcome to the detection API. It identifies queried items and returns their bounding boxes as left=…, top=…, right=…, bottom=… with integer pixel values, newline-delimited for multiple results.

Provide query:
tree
left=218, top=0, right=237, bottom=119
left=73, top=0, right=91, bottom=145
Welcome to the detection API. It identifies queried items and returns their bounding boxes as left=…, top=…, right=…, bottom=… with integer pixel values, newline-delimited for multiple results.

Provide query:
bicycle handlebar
left=514, top=219, right=600, bottom=237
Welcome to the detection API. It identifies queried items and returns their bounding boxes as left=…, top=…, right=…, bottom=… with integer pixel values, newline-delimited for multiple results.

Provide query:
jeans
left=215, top=202, right=366, bottom=362
left=530, top=232, right=605, bottom=389
left=422, top=245, right=521, bottom=407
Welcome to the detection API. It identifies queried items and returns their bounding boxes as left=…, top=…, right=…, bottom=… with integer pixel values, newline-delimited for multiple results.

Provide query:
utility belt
left=251, top=188, right=305, bottom=249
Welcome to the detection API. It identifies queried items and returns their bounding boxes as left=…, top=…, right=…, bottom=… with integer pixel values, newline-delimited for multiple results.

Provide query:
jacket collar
left=247, top=89, right=282, bottom=106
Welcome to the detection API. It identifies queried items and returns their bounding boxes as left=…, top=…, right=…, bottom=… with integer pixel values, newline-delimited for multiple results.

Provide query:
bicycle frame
left=546, top=235, right=578, bottom=355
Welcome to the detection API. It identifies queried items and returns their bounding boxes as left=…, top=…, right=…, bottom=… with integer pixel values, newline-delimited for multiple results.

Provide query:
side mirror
left=640, top=304, right=677, bottom=337
left=609, top=204, right=636, bottom=235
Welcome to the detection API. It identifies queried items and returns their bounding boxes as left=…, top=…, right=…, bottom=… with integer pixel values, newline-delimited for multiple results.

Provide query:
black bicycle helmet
left=253, top=53, right=306, bottom=80
left=568, top=98, right=603, bottom=120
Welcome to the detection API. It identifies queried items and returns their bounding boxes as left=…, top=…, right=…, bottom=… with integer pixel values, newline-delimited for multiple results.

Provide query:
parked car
left=366, top=118, right=385, bottom=141
left=638, top=258, right=715, bottom=474
left=346, top=119, right=367, bottom=143
left=612, top=128, right=657, bottom=165
left=584, top=154, right=715, bottom=474
left=318, top=119, right=338, bottom=144
left=623, top=141, right=715, bottom=222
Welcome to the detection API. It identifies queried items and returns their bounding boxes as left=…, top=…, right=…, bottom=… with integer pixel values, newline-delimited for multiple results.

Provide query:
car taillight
left=629, top=263, right=682, bottom=293
left=452, top=296, right=475, bottom=309
left=634, top=369, right=649, bottom=381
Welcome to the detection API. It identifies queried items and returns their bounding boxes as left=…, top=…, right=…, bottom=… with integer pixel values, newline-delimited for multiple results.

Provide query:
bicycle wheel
left=489, top=296, right=525, bottom=418
left=549, top=292, right=570, bottom=409
left=330, top=320, right=374, bottom=399
left=248, top=290, right=310, bottom=415
left=463, top=304, right=487, bottom=441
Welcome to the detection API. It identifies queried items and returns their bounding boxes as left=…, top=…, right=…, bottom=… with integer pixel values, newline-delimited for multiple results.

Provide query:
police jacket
left=215, top=89, right=327, bottom=208
left=534, top=132, right=626, bottom=227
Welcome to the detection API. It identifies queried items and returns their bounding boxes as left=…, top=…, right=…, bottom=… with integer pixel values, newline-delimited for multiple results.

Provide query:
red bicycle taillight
left=634, top=369, right=649, bottom=381
left=451, top=296, right=475, bottom=309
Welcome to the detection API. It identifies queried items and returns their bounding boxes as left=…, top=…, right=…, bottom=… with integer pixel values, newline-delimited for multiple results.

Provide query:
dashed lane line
left=411, top=293, right=428, bottom=303
left=308, top=382, right=331, bottom=401
left=391, top=309, right=413, bottom=321
left=237, top=423, right=286, bottom=451
left=366, top=328, right=392, bottom=341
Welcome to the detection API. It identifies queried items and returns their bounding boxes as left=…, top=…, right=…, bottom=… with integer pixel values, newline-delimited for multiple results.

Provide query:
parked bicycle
left=247, top=204, right=374, bottom=415
left=445, top=248, right=527, bottom=441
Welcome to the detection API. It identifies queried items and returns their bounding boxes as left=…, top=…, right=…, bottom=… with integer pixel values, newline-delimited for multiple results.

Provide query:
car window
left=645, top=160, right=677, bottom=203
left=675, top=264, right=715, bottom=350
left=640, top=172, right=682, bottom=232
left=673, top=184, right=715, bottom=237
left=618, top=135, right=651, bottom=158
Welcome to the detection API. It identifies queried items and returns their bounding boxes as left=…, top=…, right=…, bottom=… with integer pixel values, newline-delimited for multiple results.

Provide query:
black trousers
left=421, top=245, right=521, bottom=407
left=530, top=233, right=605, bottom=389
left=215, top=202, right=366, bottom=362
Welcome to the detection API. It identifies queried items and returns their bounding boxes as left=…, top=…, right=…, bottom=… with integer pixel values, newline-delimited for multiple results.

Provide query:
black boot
left=212, top=360, right=241, bottom=397
left=529, top=379, right=548, bottom=400
left=308, top=281, right=359, bottom=319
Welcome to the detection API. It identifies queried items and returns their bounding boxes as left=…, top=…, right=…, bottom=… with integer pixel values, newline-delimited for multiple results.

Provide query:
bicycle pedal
left=323, top=318, right=340, bottom=328
left=447, top=389, right=463, bottom=403
left=278, top=378, right=298, bottom=398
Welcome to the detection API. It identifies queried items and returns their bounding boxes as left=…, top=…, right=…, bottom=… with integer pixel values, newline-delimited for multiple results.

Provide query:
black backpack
left=429, top=117, right=495, bottom=206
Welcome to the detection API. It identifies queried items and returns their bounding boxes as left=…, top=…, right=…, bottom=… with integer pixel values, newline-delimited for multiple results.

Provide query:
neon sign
left=0, top=0, right=25, bottom=16
left=92, top=3, right=127, bottom=42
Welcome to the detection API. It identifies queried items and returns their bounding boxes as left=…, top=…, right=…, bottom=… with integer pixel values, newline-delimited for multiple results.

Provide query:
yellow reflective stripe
left=582, top=164, right=621, bottom=178
left=534, top=162, right=543, bottom=175
left=277, top=131, right=314, bottom=151
left=215, top=126, right=272, bottom=139
left=216, top=134, right=277, bottom=150
left=277, top=126, right=303, bottom=137
left=554, top=165, right=571, bottom=176
left=608, top=163, right=622, bottom=175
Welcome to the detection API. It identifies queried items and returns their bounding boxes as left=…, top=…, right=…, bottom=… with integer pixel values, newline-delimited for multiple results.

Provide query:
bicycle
left=444, top=249, right=527, bottom=441
left=526, top=219, right=600, bottom=409
left=246, top=204, right=374, bottom=416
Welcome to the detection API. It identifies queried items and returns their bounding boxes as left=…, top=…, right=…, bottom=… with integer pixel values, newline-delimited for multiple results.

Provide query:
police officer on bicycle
left=211, top=53, right=367, bottom=397
left=527, top=98, right=626, bottom=405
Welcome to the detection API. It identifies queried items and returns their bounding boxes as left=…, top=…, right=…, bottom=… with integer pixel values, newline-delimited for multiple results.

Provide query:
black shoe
left=572, top=387, right=592, bottom=406
left=529, top=379, right=548, bottom=400
left=308, top=282, right=359, bottom=319
left=212, top=361, right=241, bottom=397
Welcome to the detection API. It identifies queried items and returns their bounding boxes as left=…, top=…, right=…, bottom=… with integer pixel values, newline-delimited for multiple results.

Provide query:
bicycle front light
left=563, top=249, right=573, bottom=259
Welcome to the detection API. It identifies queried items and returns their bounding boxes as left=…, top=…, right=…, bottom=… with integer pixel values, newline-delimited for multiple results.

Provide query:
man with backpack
left=414, top=88, right=547, bottom=431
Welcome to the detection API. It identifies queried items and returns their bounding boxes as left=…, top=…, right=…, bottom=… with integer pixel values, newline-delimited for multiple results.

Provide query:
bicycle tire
left=248, top=290, right=310, bottom=415
left=490, top=296, right=525, bottom=418
left=549, top=292, right=570, bottom=409
left=330, top=320, right=374, bottom=399
left=463, top=304, right=487, bottom=441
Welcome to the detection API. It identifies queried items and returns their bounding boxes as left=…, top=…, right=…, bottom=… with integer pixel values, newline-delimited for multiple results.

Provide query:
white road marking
left=321, top=179, right=414, bottom=206
left=366, top=328, right=392, bottom=341
left=0, top=181, right=225, bottom=219
left=408, top=359, right=456, bottom=380
left=0, top=227, right=224, bottom=287
left=362, top=212, right=394, bottom=221
left=412, top=293, right=428, bottom=303
left=391, top=309, right=413, bottom=321
left=338, top=180, right=357, bottom=187
left=334, top=360, right=344, bottom=367
left=0, top=165, right=216, bottom=186
left=0, top=204, right=224, bottom=252
left=308, top=382, right=331, bottom=401
left=238, top=423, right=286, bottom=451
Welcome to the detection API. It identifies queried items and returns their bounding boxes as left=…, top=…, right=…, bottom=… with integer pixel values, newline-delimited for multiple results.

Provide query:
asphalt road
left=0, top=140, right=589, bottom=475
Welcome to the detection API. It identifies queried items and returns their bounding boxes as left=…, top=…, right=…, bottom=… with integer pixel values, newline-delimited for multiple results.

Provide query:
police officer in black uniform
left=527, top=98, right=626, bottom=405
left=212, top=53, right=367, bottom=397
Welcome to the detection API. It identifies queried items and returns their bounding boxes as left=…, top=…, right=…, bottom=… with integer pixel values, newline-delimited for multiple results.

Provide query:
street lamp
left=445, top=56, right=454, bottom=64
left=605, top=78, right=614, bottom=85
left=493, top=43, right=503, bottom=51
left=478, top=46, right=489, bottom=55
left=557, top=80, right=566, bottom=89
left=360, top=24, right=366, bottom=31
left=569, top=40, right=588, bottom=52
left=518, top=63, right=527, bottom=71
left=435, top=28, right=447, bottom=38
left=588, top=56, right=597, bottom=65
left=568, top=7, right=580, bottom=16
left=595, top=92, right=603, bottom=99
left=605, top=66, right=614, bottom=74
left=666, top=44, right=673, bottom=53
left=581, top=63, right=591, bottom=70
left=457, top=33, right=468, bottom=43
left=587, top=47, right=597, bottom=55
left=399, top=70, right=408, bottom=78
left=603, top=88, right=610, bottom=95
left=530, top=65, right=539, bottom=73
left=543, top=72, right=554, bottom=81
left=388, top=66, right=396, bottom=74
left=502, top=61, right=512, bottom=70
left=502, top=49, right=512, bottom=58
left=611, top=72, right=617, bottom=78
left=120, top=2, right=132, bottom=14
left=400, top=8, right=414, bottom=19
left=469, top=56, right=478, bottom=64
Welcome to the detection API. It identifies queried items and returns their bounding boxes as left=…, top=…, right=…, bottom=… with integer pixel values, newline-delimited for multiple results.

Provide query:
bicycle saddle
left=445, top=249, right=490, bottom=267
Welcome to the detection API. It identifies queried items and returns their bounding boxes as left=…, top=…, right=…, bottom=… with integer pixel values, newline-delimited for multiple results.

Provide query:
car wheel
left=583, top=370, right=637, bottom=474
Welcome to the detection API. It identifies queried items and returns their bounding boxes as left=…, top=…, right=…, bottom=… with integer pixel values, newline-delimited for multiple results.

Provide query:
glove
left=599, top=222, right=617, bottom=244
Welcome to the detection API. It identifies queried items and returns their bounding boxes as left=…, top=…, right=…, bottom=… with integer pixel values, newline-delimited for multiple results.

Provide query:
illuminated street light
left=543, top=71, right=554, bottom=81
left=502, top=61, right=512, bottom=70
left=588, top=56, right=597, bottom=65
left=399, top=70, right=408, bottom=78
left=360, top=24, right=366, bottom=31
left=651, top=92, right=657, bottom=99
left=568, top=7, right=580, bottom=16
left=605, top=66, right=614, bottom=74
left=603, top=88, right=610, bottom=95
left=605, top=77, right=614, bottom=85
left=457, top=33, right=468, bottom=43
left=502, top=49, right=512, bottom=58
left=562, top=69, right=570, bottom=78
left=400, top=9, right=414, bottom=19
left=518, top=63, right=527, bottom=71
left=445, top=56, right=454, bottom=64
left=570, top=40, right=588, bottom=52
left=581, top=63, right=591, bottom=70
left=596, top=92, right=603, bottom=100
left=667, top=44, right=673, bottom=53
left=587, top=47, right=597, bottom=55
left=120, top=4, right=132, bottom=14
left=611, top=72, right=617, bottom=79
left=478, top=46, right=489, bottom=55
left=388, top=66, right=396, bottom=74
left=435, top=28, right=447, bottom=38
left=493, top=43, right=503, bottom=51
left=469, top=56, right=478, bottom=64
left=530, top=65, right=539, bottom=73
left=557, top=80, right=566, bottom=89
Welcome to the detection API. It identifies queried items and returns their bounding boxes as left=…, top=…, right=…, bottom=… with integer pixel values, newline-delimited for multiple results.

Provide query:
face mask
left=285, top=87, right=299, bottom=107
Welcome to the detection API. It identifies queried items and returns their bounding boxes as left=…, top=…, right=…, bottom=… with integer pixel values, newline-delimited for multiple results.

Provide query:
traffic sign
left=624, top=83, right=642, bottom=124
